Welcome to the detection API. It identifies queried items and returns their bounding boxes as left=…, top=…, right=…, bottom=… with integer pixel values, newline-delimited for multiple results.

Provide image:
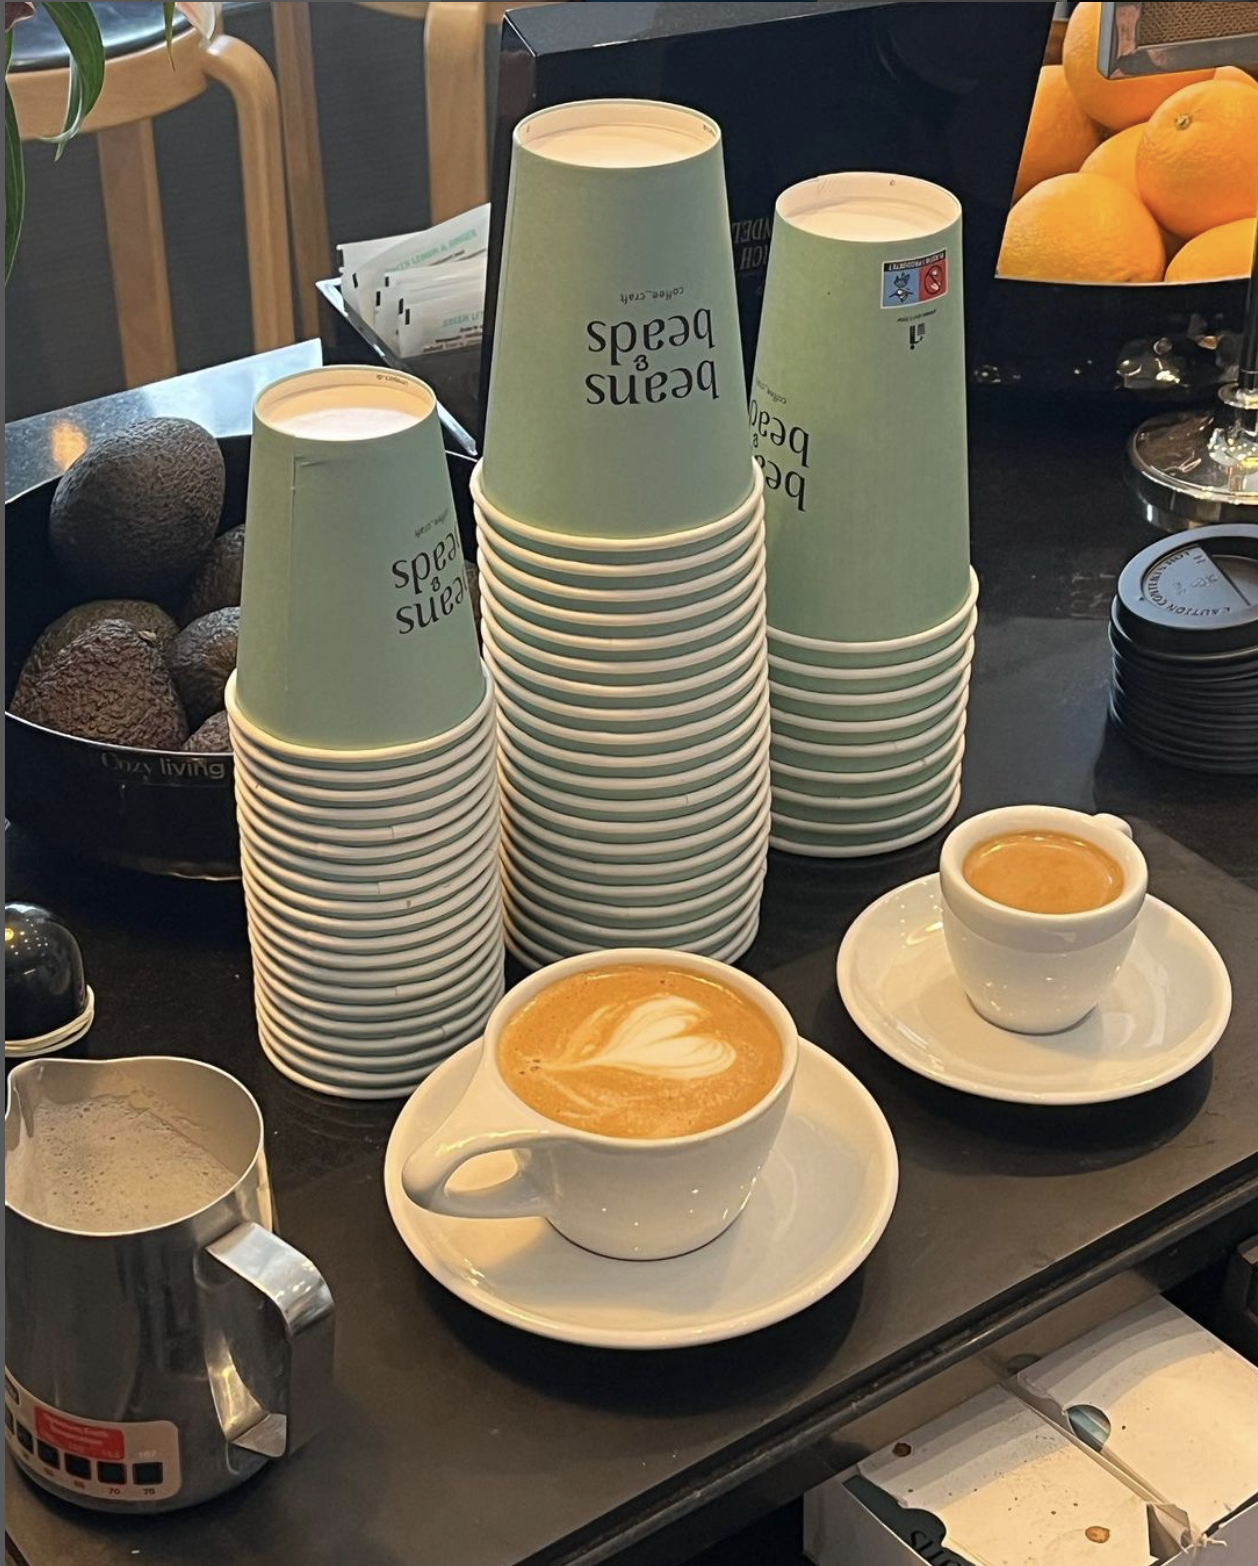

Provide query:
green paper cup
left=501, top=795, right=769, bottom=885
left=481, top=583, right=764, bottom=662
left=502, top=831, right=765, bottom=909
left=481, top=100, right=752, bottom=537
left=771, top=764, right=961, bottom=826
left=766, top=571, right=979, bottom=670
left=476, top=525, right=764, bottom=614
left=771, top=676, right=969, bottom=744
left=506, top=701, right=770, bottom=782
left=753, top=174, right=970, bottom=642
left=768, top=648, right=973, bottom=722
left=771, top=733, right=966, bottom=800
left=769, top=617, right=976, bottom=694
left=770, top=782, right=961, bottom=856
left=235, top=367, right=484, bottom=749
left=770, top=709, right=967, bottom=774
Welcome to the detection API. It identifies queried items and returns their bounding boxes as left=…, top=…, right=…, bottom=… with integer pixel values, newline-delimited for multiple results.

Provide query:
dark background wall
left=5, top=1, right=497, bottom=420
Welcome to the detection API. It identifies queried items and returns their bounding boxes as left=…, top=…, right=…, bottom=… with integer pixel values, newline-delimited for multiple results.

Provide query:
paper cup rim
left=770, top=772, right=960, bottom=835
left=503, top=899, right=761, bottom=968
left=505, top=700, right=771, bottom=774
left=498, top=767, right=764, bottom=839
left=226, top=668, right=492, bottom=765
left=768, top=646, right=973, bottom=709
left=251, top=950, right=502, bottom=1027
left=485, top=620, right=763, bottom=704
left=481, top=564, right=765, bottom=655
left=771, top=734, right=967, bottom=792
left=477, top=501, right=762, bottom=582
left=771, top=708, right=966, bottom=761
left=236, top=787, right=499, bottom=863
left=246, top=894, right=504, bottom=962
left=503, top=877, right=762, bottom=948
left=237, top=766, right=498, bottom=849
left=498, top=683, right=768, bottom=751
left=771, top=674, right=969, bottom=737
left=504, top=852, right=764, bottom=925
left=487, top=639, right=766, bottom=726
left=767, top=569, right=978, bottom=655
left=502, top=833, right=766, bottom=903
left=484, top=597, right=765, bottom=679
left=471, top=461, right=762, bottom=555
left=240, top=836, right=500, bottom=919
left=497, top=719, right=765, bottom=796
left=476, top=523, right=763, bottom=609
left=775, top=171, right=961, bottom=242
left=767, top=609, right=978, bottom=683
left=502, top=779, right=770, bottom=862
left=247, top=898, right=504, bottom=976
left=498, top=746, right=760, bottom=819
left=513, top=98, right=723, bottom=166
left=769, top=784, right=961, bottom=857
left=502, top=800, right=769, bottom=881
left=229, top=713, right=495, bottom=795
left=253, top=364, right=439, bottom=440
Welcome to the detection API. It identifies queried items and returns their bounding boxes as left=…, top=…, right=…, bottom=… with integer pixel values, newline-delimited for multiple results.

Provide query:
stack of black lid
left=1110, top=523, right=1258, bottom=775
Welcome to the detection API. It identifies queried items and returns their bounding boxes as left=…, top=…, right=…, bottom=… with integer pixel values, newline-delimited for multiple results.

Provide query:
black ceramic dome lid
left=5, top=902, right=92, bottom=1051
left=1115, top=524, right=1258, bottom=655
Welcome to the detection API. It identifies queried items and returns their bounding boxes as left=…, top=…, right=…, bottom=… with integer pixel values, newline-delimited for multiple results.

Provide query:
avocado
left=14, top=619, right=189, bottom=750
left=12, top=599, right=178, bottom=710
left=183, top=711, right=232, bottom=753
left=165, top=607, right=239, bottom=727
left=181, top=525, right=245, bottom=625
left=48, top=418, right=225, bottom=600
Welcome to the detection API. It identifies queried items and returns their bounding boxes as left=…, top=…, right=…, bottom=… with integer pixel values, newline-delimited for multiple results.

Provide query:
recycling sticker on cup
left=881, top=250, right=948, bottom=308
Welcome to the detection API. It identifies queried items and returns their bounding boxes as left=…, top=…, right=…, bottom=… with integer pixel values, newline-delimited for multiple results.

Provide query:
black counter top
left=6, top=378, right=1258, bottom=1566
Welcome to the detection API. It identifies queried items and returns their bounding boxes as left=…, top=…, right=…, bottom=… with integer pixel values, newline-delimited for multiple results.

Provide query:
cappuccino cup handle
left=1092, top=813, right=1133, bottom=838
left=402, top=1076, right=565, bottom=1221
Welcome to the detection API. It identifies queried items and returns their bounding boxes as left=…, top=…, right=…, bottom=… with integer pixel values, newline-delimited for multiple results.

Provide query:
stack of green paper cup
left=477, top=98, right=768, bottom=962
left=230, top=368, right=503, bottom=1097
left=475, top=466, right=769, bottom=968
left=751, top=173, right=978, bottom=857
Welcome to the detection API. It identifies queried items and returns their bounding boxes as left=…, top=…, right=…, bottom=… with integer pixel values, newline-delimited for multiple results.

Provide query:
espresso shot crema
left=962, top=829, right=1124, bottom=915
left=497, top=963, right=783, bottom=1139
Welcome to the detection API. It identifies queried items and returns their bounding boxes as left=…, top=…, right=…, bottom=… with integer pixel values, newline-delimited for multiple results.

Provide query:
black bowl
left=4, top=436, right=252, bottom=879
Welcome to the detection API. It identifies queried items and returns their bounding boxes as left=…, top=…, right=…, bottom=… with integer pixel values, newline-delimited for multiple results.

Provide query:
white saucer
left=383, top=1038, right=898, bottom=1349
left=837, top=875, right=1231, bottom=1106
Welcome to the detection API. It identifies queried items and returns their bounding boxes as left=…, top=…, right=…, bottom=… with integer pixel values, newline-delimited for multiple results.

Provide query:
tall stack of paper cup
left=229, top=367, right=504, bottom=1098
left=752, top=173, right=978, bottom=857
left=477, top=100, right=769, bottom=965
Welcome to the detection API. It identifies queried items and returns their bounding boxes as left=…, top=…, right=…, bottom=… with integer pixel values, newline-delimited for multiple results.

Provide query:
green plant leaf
left=5, top=78, right=24, bottom=281
left=43, top=1, right=105, bottom=158
left=163, top=2, right=175, bottom=55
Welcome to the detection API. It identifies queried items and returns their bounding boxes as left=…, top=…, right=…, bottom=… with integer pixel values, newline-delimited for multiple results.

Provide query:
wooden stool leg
left=96, top=119, right=177, bottom=387
left=424, top=1, right=487, bottom=223
left=202, top=35, right=295, bottom=351
left=272, top=1, right=330, bottom=339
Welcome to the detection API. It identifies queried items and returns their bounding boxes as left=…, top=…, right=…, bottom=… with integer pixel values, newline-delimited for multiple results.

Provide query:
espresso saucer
left=383, top=1038, right=898, bottom=1349
left=836, top=875, right=1230, bottom=1106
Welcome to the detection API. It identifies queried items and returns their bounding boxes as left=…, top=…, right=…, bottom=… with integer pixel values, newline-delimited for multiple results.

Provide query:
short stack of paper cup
left=477, top=98, right=769, bottom=963
left=229, top=366, right=504, bottom=1097
left=751, top=173, right=977, bottom=857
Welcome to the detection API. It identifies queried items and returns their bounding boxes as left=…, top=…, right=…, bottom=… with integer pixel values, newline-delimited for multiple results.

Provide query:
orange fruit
left=1081, top=127, right=1181, bottom=261
left=1080, top=124, right=1143, bottom=197
left=1063, top=3, right=1211, bottom=131
left=1214, top=66, right=1257, bottom=89
left=1013, top=66, right=1102, bottom=200
left=998, top=172, right=1165, bottom=283
left=1165, top=217, right=1257, bottom=282
left=1136, top=79, right=1258, bottom=237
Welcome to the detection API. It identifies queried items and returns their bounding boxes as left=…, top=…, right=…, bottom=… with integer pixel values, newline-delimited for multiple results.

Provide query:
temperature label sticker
left=881, top=250, right=948, bottom=308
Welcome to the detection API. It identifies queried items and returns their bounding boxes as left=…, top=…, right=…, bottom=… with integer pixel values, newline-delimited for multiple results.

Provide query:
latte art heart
left=550, top=997, right=738, bottom=1081
left=498, top=963, right=784, bottom=1139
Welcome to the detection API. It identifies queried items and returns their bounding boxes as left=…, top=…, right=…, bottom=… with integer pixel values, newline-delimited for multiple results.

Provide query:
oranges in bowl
left=998, top=3, right=1257, bottom=285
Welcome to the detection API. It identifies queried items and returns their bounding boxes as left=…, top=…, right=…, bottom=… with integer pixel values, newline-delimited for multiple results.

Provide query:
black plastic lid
left=1109, top=602, right=1258, bottom=669
left=1115, top=525, right=1258, bottom=655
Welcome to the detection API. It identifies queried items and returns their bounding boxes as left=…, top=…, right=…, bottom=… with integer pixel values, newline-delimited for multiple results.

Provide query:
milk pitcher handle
left=206, top=1222, right=335, bottom=1458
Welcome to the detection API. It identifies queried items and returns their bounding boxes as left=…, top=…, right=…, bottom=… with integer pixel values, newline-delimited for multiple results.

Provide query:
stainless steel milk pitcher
left=4, top=1056, right=335, bottom=1512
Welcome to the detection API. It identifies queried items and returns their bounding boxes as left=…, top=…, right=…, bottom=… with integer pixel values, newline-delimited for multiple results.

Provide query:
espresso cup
left=401, top=950, right=798, bottom=1259
left=939, top=806, right=1149, bottom=1034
